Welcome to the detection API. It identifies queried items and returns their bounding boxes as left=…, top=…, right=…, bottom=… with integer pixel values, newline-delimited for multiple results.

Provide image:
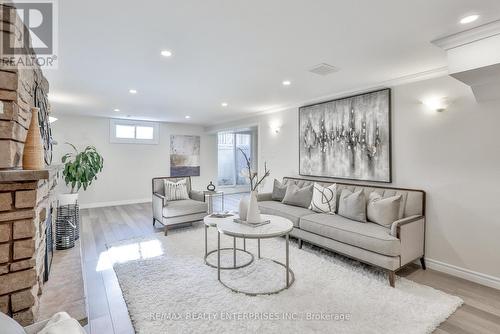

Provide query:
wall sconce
left=422, top=97, right=449, bottom=112
left=273, top=126, right=281, bottom=134
left=269, top=121, right=281, bottom=135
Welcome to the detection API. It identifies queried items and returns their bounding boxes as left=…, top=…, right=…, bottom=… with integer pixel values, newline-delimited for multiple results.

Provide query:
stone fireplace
left=0, top=2, right=57, bottom=326
left=0, top=169, right=59, bottom=325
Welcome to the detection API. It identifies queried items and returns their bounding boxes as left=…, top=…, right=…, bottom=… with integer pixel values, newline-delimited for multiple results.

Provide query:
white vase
left=238, top=195, right=249, bottom=221
left=246, top=191, right=262, bottom=224
left=58, top=193, right=79, bottom=206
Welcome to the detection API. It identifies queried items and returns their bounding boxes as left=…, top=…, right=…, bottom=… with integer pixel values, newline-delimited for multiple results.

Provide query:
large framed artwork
left=170, top=135, right=201, bottom=177
left=299, top=88, right=391, bottom=183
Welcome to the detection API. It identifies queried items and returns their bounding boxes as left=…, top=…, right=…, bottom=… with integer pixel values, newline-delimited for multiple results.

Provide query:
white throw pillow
left=38, top=312, right=86, bottom=334
left=164, top=179, right=190, bottom=201
left=310, top=183, right=337, bottom=214
left=367, top=192, right=402, bottom=227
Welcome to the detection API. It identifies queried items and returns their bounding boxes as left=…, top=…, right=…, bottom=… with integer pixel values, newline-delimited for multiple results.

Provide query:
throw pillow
left=338, top=189, right=367, bottom=222
left=38, top=312, right=86, bottom=334
left=282, top=184, right=313, bottom=208
left=367, top=192, right=402, bottom=227
left=164, top=179, right=190, bottom=201
left=310, top=183, right=337, bottom=214
left=272, top=179, right=288, bottom=201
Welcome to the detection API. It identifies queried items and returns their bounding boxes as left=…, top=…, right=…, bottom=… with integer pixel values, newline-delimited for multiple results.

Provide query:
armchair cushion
left=164, top=179, right=189, bottom=201
left=163, top=199, right=208, bottom=218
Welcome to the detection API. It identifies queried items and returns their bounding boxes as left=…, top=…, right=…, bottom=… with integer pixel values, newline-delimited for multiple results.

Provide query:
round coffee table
left=203, top=214, right=254, bottom=269
left=216, top=214, right=294, bottom=295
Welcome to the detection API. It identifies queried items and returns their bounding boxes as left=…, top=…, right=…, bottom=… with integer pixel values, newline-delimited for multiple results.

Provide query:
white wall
left=52, top=115, right=217, bottom=207
left=207, top=75, right=500, bottom=284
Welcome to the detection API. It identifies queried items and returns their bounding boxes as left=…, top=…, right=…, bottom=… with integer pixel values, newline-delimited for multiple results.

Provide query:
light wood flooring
left=79, top=195, right=500, bottom=334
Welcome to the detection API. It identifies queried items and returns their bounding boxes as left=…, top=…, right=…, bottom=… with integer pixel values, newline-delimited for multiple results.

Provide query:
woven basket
left=22, top=107, right=45, bottom=170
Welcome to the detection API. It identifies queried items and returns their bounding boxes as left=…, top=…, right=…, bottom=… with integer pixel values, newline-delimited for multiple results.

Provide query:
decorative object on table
left=204, top=190, right=224, bottom=214
left=233, top=218, right=270, bottom=227
left=310, top=182, right=337, bottom=214
left=22, top=107, right=45, bottom=170
left=299, top=88, right=391, bottom=182
left=170, top=135, right=200, bottom=177
left=55, top=218, right=76, bottom=250
left=206, top=181, right=216, bottom=192
left=34, top=71, right=53, bottom=165
left=238, top=148, right=270, bottom=224
left=210, top=212, right=233, bottom=218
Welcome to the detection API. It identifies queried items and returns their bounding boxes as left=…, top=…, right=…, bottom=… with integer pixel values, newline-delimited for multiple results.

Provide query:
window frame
left=109, top=119, right=160, bottom=144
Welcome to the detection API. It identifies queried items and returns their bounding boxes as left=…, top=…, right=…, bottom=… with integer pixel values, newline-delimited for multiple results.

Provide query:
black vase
left=207, top=181, right=216, bottom=192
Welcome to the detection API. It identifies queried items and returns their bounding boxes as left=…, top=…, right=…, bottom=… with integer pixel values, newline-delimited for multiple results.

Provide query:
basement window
left=110, top=119, right=159, bottom=144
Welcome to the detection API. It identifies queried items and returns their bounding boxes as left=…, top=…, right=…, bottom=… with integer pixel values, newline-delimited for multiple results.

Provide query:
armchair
left=152, top=176, right=208, bottom=235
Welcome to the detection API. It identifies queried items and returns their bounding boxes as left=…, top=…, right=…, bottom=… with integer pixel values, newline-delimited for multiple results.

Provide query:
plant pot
left=246, top=191, right=262, bottom=224
left=58, top=193, right=79, bottom=206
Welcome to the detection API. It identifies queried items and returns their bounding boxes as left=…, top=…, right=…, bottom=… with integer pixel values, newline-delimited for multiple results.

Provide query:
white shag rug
left=110, top=226, right=462, bottom=334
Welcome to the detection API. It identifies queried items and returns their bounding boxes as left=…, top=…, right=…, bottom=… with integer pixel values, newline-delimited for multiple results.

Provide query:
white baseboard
left=426, top=258, right=500, bottom=290
left=79, top=198, right=151, bottom=209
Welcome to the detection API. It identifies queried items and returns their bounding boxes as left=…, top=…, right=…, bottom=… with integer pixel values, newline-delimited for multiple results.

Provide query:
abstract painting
left=299, top=89, right=391, bottom=182
left=170, top=135, right=200, bottom=177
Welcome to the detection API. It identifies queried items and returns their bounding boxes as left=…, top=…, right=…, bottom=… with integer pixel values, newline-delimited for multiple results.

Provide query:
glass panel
left=136, top=126, right=154, bottom=140
left=217, top=132, right=235, bottom=186
left=115, top=125, right=135, bottom=139
left=236, top=133, right=251, bottom=185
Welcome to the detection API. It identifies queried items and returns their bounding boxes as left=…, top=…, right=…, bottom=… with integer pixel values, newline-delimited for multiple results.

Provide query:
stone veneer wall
left=0, top=172, right=58, bottom=325
left=1, top=2, right=50, bottom=169
left=0, top=2, right=55, bottom=326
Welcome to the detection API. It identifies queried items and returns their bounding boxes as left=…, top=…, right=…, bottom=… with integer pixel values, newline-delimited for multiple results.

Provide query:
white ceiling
left=45, top=0, right=500, bottom=125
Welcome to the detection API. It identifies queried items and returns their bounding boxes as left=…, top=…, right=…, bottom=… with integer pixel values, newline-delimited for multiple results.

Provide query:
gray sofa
left=152, top=176, right=208, bottom=235
left=258, top=177, right=426, bottom=287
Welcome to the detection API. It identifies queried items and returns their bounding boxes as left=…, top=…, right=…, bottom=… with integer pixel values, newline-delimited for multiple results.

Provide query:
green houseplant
left=60, top=143, right=104, bottom=204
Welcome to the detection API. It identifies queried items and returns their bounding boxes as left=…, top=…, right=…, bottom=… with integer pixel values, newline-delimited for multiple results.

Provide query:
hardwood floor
left=80, top=196, right=500, bottom=334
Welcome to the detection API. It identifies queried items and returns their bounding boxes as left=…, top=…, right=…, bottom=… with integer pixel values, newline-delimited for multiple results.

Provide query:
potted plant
left=59, top=143, right=104, bottom=205
left=238, top=148, right=270, bottom=223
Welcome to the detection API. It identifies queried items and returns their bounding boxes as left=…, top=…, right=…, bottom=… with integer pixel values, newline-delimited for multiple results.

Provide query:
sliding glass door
left=218, top=131, right=254, bottom=187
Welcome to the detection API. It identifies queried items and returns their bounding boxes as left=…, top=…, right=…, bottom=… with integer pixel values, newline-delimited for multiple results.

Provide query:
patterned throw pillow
left=310, top=183, right=337, bottom=214
left=164, top=179, right=190, bottom=201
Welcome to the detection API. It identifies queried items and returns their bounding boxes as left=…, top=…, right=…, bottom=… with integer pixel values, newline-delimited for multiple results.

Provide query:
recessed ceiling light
left=113, top=108, right=120, bottom=112
left=282, top=80, right=291, bottom=86
left=129, top=89, right=137, bottom=94
left=221, top=102, right=228, bottom=107
left=161, top=50, right=173, bottom=57
left=460, top=14, right=479, bottom=24
left=185, top=115, right=191, bottom=119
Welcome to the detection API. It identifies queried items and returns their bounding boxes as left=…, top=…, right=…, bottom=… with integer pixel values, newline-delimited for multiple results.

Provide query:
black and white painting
left=299, top=89, right=391, bottom=182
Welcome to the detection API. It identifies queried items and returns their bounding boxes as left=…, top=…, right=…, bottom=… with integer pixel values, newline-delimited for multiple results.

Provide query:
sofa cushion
left=258, top=200, right=314, bottom=227
left=310, top=182, right=336, bottom=214
left=282, top=184, right=313, bottom=208
left=367, top=192, right=402, bottom=227
left=163, top=199, right=207, bottom=218
left=272, top=179, right=288, bottom=201
left=338, top=189, right=367, bottom=222
left=0, top=311, right=26, bottom=334
left=299, top=214, right=401, bottom=256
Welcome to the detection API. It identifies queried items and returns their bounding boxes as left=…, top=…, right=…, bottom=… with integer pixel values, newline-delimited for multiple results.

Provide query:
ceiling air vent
left=309, top=63, right=338, bottom=76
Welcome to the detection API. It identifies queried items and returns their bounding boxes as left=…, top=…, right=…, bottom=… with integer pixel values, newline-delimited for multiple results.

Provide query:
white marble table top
left=217, top=214, right=293, bottom=239
left=203, top=214, right=238, bottom=227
